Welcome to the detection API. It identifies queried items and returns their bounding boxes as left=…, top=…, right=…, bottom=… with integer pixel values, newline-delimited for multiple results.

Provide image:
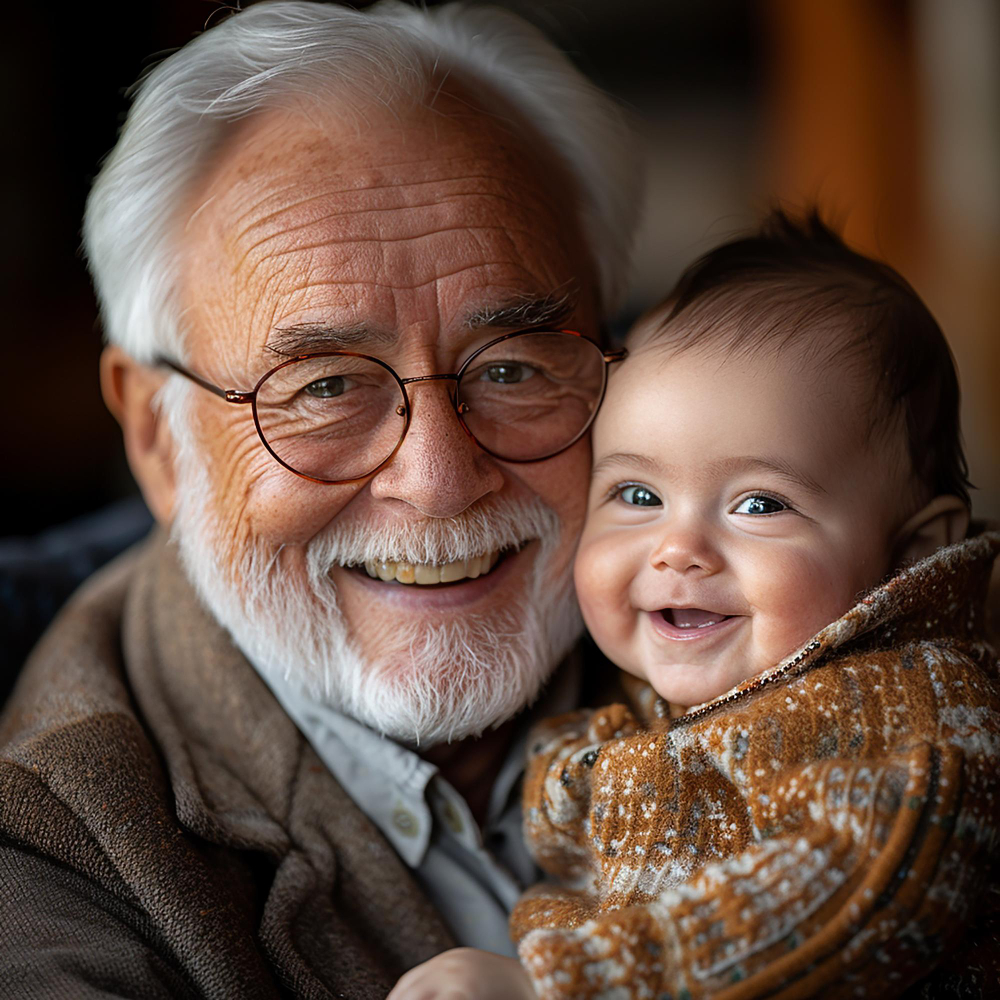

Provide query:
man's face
left=169, top=92, right=598, bottom=742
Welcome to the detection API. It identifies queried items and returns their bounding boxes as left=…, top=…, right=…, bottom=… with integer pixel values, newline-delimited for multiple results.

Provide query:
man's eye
left=303, top=376, right=346, bottom=398
left=483, top=362, right=535, bottom=384
left=733, top=495, right=787, bottom=515
left=619, top=484, right=662, bottom=507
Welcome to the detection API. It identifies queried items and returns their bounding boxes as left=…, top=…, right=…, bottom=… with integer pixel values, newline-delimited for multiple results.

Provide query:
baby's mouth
left=651, top=607, right=739, bottom=642
left=660, top=608, right=733, bottom=629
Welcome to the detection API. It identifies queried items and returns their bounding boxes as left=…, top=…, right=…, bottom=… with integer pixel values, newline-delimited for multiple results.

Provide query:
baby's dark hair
left=639, top=209, right=972, bottom=506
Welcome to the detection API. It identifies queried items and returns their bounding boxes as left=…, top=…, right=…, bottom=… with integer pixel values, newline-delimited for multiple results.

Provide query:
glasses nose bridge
left=399, top=371, right=460, bottom=387
left=396, top=370, right=475, bottom=446
left=398, top=371, right=462, bottom=411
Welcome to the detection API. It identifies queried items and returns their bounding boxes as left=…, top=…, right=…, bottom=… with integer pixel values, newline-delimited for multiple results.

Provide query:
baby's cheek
left=574, top=532, right=634, bottom=647
left=751, top=551, right=855, bottom=662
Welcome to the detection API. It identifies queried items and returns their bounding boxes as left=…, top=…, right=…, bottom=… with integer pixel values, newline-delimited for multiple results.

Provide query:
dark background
left=3, top=0, right=997, bottom=538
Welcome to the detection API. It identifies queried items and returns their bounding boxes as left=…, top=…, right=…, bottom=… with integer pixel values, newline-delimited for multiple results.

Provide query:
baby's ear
left=891, top=494, right=970, bottom=567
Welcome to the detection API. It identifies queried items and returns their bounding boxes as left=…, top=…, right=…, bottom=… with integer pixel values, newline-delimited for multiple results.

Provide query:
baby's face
left=575, top=337, right=909, bottom=708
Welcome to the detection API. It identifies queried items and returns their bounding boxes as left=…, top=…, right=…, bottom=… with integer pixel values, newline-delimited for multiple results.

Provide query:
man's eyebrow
left=465, top=288, right=578, bottom=331
left=265, top=323, right=400, bottom=357
left=265, top=289, right=578, bottom=357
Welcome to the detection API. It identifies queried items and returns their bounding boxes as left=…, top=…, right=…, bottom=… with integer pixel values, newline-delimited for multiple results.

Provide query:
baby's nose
left=648, top=524, right=723, bottom=575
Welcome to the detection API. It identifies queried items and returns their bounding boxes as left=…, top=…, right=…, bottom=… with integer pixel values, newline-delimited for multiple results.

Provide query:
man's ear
left=100, top=345, right=177, bottom=526
left=891, top=494, right=970, bottom=567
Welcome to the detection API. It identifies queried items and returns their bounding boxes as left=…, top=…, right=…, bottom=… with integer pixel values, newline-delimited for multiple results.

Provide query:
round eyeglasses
left=157, top=329, right=627, bottom=485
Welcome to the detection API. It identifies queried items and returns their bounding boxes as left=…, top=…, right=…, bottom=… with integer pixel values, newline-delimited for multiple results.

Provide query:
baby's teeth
left=376, top=561, right=396, bottom=582
left=415, top=564, right=441, bottom=585
left=364, top=561, right=378, bottom=579
left=395, top=563, right=416, bottom=584
left=439, top=559, right=468, bottom=583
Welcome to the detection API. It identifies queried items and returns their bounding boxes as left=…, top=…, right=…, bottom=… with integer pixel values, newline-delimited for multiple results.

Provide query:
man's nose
left=368, top=379, right=504, bottom=517
left=648, top=516, right=723, bottom=576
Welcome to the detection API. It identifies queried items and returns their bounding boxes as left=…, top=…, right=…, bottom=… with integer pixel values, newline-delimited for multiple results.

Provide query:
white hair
left=83, top=0, right=642, bottom=364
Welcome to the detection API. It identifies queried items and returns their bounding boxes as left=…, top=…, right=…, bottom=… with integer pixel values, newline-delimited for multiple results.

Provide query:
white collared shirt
left=261, top=661, right=580, bottom=956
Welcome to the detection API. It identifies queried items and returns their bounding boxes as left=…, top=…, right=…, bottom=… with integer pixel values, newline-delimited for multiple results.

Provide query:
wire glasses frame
left=156, top=328, right=627, bottom=485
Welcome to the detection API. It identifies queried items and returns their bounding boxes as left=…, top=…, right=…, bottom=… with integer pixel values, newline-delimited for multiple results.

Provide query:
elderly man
left=0, top=2, right=639, bottom=997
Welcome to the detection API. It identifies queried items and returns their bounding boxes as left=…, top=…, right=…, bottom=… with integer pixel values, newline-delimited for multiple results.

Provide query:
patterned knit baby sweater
left=511, top=532, right=1000, bottom=999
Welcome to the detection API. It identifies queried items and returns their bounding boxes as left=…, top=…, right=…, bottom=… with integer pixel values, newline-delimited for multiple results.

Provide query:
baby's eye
left=733, top=495, right=788, bottom=515
left=618, top=484, right=662, bottom=507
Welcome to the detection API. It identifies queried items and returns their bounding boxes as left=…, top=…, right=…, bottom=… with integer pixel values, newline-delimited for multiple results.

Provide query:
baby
left=389, top=212, right=1000, bottom=1000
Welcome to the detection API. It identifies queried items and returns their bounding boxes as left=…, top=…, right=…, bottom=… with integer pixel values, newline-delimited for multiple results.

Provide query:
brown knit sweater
left=511, top=532, right=1000, bottom=999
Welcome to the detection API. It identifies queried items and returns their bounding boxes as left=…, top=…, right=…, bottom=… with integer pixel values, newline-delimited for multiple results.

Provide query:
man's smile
left=358, top=546, right=510, bottom=585
left=334, top=541, right=542, bottom=610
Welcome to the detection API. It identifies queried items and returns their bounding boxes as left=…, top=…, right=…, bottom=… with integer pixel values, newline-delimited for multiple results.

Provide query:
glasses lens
left=255, top=355, right=406, bottom=482
left=456, top=332, right=606, bottom=461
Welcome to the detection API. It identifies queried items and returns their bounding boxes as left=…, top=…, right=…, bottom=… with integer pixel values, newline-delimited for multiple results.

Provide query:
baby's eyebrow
left=712, top=456, right=828, bottom=498
left=591, top=452, right=827, bottom=498
left=591, top=452, right=662, bottom=479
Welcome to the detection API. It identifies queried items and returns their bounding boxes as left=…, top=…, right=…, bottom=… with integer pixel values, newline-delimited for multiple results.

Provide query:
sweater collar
left=672, top=530, right=1000, bottom=728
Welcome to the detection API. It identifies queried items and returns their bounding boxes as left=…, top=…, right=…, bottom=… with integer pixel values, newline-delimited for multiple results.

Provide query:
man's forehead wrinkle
left=225, top=178, right=565, bottom=295
left=212, top=118, right=564, bottom=226
left=234, top=223, right=562, bottom=294
left=250, top=185, right=555, bottom=240
left=205, top=137, right=575, bottom=293
left=230, top=253, right=557, bottom=327
left=228, top=176, right=560, bottom=257
left=189, top=221, right=572, bottom=366
left=252, top=260, right=558, bottom=299
left=232, top=237, right=455, bottom=308
left=230, top=194, right=550, bottom=276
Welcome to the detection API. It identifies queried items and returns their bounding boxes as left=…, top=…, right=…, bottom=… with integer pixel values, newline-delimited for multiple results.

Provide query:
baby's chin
left=636, top=659, right=762, bottom=711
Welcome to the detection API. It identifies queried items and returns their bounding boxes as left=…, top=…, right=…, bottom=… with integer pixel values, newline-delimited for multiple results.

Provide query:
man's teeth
left=363, top=550, right=501, bottom=585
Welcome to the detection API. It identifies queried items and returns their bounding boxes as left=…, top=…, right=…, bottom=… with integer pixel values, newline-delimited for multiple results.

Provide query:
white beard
left=164, top=383, right=582, bottom=746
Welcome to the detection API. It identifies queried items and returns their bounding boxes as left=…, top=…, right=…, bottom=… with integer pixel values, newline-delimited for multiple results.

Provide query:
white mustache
left=306, top=495, right=562, bottom=571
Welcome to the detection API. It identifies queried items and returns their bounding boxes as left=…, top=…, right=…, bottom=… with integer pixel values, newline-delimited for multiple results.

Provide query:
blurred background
left=2, top=0, right=998, bottom=539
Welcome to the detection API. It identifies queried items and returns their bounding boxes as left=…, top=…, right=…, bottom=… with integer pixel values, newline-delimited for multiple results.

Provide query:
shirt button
left=392, top=807, right=419, bottom=837
left=442, top=799, right=464, bottom=835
